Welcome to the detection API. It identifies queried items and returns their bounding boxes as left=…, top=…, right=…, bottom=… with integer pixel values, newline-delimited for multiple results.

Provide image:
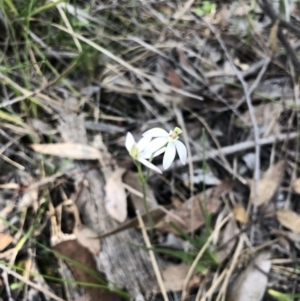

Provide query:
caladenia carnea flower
left=125, top=132, right=162, bottom=174
left=142, top=127, right=187, bottom=170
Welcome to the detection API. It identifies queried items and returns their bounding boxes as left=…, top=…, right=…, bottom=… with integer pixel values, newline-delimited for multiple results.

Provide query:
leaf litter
left=1, top=0, right=300, bottom=300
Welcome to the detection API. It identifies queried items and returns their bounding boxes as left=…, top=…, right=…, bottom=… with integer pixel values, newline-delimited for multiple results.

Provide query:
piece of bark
left=58, top=113, right=161, bottom=299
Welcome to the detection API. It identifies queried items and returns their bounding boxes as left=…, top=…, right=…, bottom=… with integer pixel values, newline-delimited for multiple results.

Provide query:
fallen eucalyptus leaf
left=276, top=209, right=300, bottom=233
left=105, top=168, right=127, bottom=223
left=31, top=143, right=102, bottom=160
left=250, top=160, right=285, bottom=206
left=227, top=251, right=271, bottom=301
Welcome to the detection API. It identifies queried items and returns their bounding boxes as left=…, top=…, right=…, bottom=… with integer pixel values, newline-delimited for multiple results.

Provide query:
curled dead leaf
left=105, top=168, right=127, bottom=223
left=276, top=209, right=300, bottom=233
left=250, top=160, right=285, bottom=206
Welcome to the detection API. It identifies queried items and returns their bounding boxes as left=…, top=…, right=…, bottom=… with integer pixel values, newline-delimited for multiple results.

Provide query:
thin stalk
left=137, top=162, right=153, bottom=230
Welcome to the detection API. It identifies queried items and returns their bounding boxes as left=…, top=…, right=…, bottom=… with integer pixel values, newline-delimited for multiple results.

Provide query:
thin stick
left=136, top=211, right=169, bottom=301
left=166, top=132, right=298, bottom=169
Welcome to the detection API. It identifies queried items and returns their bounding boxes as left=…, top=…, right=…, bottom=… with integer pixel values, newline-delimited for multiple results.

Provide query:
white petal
left=175, top=140, right=187, bottom=165
left=142, top=128, right=168, bottom=138
left=163, top=142, right=176, bottom=170
left=141, top=146, right=167, bottom=160
left=125, top=132, right=135, bottom=153
left=153, top=146, right=167, bottom=157
left=138, top=158, right=162, bottom=174
left=142, top=137, right=168, bottom=158
left=137, top=135, right=152, bottom=152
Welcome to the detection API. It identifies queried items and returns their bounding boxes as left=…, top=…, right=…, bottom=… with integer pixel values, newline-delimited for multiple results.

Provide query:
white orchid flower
left=142, top=127, right=187, bottom=170
left=125, top=132, right=162, bottom=174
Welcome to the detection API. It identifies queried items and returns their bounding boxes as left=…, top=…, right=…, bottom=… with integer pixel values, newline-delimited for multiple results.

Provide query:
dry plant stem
left=0, top=153, right=25, bottom=170
left=181, top=214, right=231, bottom=301
left=0, top=263, right=65, bottom=301
left=136, top=211, right=169, bottom=301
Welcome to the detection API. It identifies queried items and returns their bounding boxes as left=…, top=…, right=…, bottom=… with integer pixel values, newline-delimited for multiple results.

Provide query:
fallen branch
left=167, top=132, right=298, bottom=168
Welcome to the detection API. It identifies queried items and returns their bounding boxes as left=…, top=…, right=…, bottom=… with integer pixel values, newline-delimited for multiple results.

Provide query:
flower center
left=169, top=127, right=183, bottom=141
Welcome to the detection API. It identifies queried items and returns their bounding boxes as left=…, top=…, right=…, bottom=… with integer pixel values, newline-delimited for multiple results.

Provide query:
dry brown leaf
left=158, top=181, right=232, bottom=234
left=53, top=240, right=120, bottom=301
left=74, top=225, right=101, bottom=255
left=292, top=178, right=300, bottom=194
left=276, top=209, right=300, bottom=233
left=233, top=204, right=249, bottom=224
left=0, top=233, right=13, bottom=251
left=269, top=19, right=280, bottom=52
left=31, top=143, right=102, bottom=160
left=250, top=160, right=285, bottom=206
left=105, top=168, right=127, bottom=223
left=227, top=251, right=271, bottom=301
left=166, top=70, right=184, bottom=88
left=162, top=263, right=201, bottom=292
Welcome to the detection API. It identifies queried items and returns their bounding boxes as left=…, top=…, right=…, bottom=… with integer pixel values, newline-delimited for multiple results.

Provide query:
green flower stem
left=137, top=162, right=153, bottom=230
